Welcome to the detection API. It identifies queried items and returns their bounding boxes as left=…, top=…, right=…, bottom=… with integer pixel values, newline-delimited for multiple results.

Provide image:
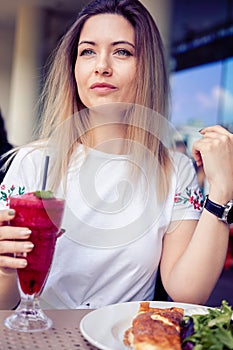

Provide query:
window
left=170, top=57, right=233, bottom=132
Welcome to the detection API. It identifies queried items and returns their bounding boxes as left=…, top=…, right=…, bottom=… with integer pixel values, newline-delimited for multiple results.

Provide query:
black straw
left=42, top=156, right=49, bottom=190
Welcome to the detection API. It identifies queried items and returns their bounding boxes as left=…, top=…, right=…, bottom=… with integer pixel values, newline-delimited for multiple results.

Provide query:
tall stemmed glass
left=4, top=191, right=65, bottom=332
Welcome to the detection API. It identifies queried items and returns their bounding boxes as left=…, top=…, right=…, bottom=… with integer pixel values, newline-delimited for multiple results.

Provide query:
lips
left=90, top=82, right=117, bottom=92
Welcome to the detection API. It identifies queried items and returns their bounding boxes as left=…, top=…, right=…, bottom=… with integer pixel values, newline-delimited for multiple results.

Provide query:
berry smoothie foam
left=10, top=192, right=65, bottom=296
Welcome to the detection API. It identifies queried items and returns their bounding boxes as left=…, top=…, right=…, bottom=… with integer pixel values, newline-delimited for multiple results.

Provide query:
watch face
left=227, top=206, right=233, bottom=225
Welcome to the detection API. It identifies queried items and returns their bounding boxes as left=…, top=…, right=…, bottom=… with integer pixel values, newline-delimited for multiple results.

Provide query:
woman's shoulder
left=169, top=149, right=195, bottom=170
left=12, top=142, right=50, bottom=162
left=168, top=150, right=198, bottom=186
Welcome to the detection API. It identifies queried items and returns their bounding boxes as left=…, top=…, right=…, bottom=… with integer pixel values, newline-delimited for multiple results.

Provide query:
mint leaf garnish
left=34, top=190, right=54, bottom=199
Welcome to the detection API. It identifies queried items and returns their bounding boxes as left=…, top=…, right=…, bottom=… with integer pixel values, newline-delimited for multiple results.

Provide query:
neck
left=87, top=124, right=127, bottom=154
left=86, top=105, right=127, bottom=154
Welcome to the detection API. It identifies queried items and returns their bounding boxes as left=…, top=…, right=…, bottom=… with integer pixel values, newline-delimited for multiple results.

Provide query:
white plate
left=80, top=301, right=209, bottom=350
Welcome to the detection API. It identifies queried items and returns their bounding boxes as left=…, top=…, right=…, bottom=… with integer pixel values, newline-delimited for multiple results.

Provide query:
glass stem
left=16, top=294, right=40, bottom=315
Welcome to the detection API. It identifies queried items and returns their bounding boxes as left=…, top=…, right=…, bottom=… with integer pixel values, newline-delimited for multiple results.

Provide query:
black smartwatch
left=204, top=195, right=233, bottom=225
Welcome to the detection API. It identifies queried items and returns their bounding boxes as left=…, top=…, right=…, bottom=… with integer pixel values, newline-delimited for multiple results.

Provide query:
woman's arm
left=160, top=125, right=233, bottom=305
left=160, top=216, right=228, bottom=304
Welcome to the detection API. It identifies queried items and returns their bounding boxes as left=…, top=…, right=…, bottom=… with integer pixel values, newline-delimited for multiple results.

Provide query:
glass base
left=4, top=298, right=52, bottom=332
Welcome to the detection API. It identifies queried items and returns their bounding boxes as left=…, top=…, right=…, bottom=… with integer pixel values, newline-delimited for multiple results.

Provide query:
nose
left=95, top=55, right=112, bottom=76
left=95, top=66, right=112, bottom=76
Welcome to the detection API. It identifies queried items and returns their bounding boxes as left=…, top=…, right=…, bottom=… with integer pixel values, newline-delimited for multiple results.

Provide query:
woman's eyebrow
left=78, top=40, right=135, bottom=48
left=112, top=40, right=135, bottom=48
left=78, top=40, right=95, bottom=46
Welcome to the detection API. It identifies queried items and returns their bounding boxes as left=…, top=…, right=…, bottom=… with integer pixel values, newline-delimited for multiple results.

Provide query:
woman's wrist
left=208, top=187, right=233, bottom=205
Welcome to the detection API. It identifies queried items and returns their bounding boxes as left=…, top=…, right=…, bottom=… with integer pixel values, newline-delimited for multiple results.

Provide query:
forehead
left=79, top=14, right=135, bottom=42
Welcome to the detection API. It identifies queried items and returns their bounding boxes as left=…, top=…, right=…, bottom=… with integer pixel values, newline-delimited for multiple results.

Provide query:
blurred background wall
left=0, top=0, right=232, bottom=146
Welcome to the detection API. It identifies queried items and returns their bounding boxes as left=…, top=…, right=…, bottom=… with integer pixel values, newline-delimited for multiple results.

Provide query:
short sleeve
left=0, top=147, right=45, bottom=208
left=170, top=152, right=203, bottom=222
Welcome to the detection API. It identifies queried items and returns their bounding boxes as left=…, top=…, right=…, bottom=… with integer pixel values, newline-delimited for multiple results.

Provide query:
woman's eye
left=80, top=49, right=95, bottom=56
left=115, top=49, right=133, bottom=57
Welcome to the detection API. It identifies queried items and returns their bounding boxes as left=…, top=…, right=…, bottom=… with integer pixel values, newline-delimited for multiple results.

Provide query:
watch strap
left=204, top=195, right=225, bottom=219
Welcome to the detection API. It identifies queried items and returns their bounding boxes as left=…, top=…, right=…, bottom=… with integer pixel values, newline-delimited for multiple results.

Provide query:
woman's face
left=75, top=14, right=137, bottom=108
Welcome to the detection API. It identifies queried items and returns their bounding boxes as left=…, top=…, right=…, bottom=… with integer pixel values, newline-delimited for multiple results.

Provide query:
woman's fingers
left=192, top=125, right=233, bottom=201
left=200, top=124, right=230, bottom=136
left=0, top=209, right=16, bottom=224
left=0, top=209, right=33, bottom=270
left=192, top=125, right=233, bottom=165
left=0, top=254, right=28, bottom=269
left=0, top=226, right=31, bottom=240
left=0, top=237, right=34, bottom=269
left=192, top=148, right=202, bottom=167
left=0, top=238, right=33, bottom=269
left=57, top=228, right=66, bottom=238
left=0, top=240, right=34, bottom=255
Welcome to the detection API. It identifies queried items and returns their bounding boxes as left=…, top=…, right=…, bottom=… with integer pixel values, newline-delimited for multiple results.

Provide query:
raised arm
left=160, top=125, right=233, bottom=304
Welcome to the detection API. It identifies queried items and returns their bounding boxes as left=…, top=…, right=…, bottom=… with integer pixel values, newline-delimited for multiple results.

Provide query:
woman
left=0, top=0, right=232, bottom=310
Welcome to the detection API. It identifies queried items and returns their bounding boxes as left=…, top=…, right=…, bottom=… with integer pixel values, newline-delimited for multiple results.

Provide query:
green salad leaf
left=182, top=300, right=233, bottom=350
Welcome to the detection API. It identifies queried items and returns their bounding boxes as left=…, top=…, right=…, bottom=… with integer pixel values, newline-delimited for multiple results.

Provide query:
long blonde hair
left=33, top=0, right=172, bottom=199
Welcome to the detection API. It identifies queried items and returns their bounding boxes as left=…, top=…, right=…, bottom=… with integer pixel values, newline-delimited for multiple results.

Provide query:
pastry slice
left=124, top=302, right=184, bottom=350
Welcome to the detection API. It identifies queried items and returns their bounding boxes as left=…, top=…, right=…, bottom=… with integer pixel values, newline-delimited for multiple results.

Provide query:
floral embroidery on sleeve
left=0, top=184, right=25, bottom=206
left=174, top=187, right=204, bottom=210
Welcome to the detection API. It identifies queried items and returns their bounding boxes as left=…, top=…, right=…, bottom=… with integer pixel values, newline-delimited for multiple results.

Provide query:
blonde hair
left=24, top=0, right=172, bottom=199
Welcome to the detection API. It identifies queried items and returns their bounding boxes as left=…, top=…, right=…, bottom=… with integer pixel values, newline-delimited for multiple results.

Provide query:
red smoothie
left=10, top=192, right=65, bottom=296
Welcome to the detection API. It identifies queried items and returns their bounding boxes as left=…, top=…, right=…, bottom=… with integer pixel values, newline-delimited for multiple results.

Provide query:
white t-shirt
left=0, top=145, right=203, bottom=309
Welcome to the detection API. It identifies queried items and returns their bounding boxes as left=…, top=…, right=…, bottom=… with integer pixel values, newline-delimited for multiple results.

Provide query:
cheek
left=126, top=65, right=137, bottom=87
left=75, top=58, right=89, bottom=85
left=74, top=62, right=82, bottom=90
left=74, top=64, right=87, bottom=101
left=125, top=69, right=137, bottom=99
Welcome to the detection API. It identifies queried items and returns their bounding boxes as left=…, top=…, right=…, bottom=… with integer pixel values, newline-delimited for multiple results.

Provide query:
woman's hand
left=0, top=209, right=33, bottom=271
left=192, top=125, right=233, bottom=202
